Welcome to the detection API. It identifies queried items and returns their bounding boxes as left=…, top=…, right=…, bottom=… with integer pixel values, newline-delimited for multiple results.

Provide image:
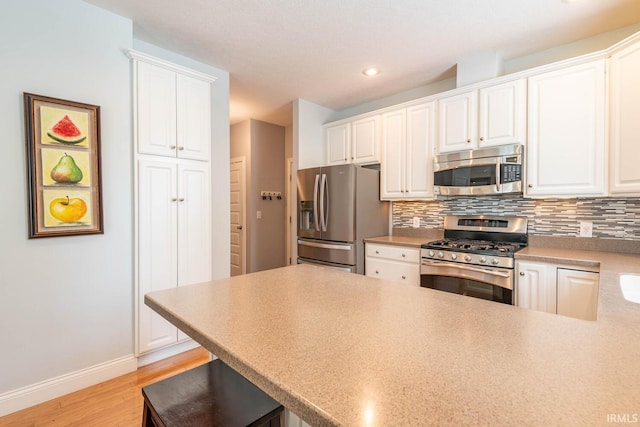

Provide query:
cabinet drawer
left=366, top=243, right=419, bottom=263
left=366, top=258, right=419, bottom=286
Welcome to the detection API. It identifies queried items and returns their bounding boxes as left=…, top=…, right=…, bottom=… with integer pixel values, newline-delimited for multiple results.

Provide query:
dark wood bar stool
left=142, top=359, right=284, bottom=427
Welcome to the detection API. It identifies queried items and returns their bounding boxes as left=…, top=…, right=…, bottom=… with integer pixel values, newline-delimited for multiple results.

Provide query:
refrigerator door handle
left=320, top=173, right=328, bottom=232
left=313, top=173, right=320, bottom=231
left=297, top=239, right=352, bottom=251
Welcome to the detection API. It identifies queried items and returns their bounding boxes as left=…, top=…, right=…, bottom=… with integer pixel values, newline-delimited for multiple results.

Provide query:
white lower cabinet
left=556, top=268, right=599, bottom=321
left=137, top=158, right=212, bottom=354
left=516, top=260, right=599, bottom=321
left=285, top=409, right=312, bottom=427
left=365, top=243, right=420, bottom=286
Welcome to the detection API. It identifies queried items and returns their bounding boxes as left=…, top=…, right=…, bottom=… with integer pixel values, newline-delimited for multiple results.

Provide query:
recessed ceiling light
left=362, top=67, right=380, bottom=76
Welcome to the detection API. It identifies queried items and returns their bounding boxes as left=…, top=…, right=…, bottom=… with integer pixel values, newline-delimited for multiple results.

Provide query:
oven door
left=420, top=259, right=514, bottom=304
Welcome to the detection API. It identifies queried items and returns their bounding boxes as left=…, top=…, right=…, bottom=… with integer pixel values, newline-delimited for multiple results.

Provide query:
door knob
left=236, top=225, right=243, bottom=230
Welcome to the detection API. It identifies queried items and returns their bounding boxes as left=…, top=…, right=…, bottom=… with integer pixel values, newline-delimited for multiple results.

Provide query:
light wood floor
left=0, top=347, right=210, bottom=427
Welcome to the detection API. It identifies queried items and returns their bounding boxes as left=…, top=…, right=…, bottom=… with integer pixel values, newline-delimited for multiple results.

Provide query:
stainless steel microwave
left=433, top=144, right=523, bottom=196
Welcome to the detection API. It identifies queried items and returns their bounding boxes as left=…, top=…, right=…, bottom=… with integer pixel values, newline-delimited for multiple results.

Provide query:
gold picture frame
left=23, top=93, right=104, bottom=238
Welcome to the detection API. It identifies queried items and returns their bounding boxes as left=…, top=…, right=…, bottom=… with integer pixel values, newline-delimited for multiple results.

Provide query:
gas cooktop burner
left=424, top=239, right=525, bottom=255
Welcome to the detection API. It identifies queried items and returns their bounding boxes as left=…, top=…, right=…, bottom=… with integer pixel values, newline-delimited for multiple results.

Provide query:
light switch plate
left=412, top=217, right=420, bottom=228
left=579, top=221, right=593, bottom=237
left=257, top=210, right=262, bottom=220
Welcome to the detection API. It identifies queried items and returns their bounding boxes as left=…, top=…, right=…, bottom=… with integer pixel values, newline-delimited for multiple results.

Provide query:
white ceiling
left=84, top=0, right=640, bottom=127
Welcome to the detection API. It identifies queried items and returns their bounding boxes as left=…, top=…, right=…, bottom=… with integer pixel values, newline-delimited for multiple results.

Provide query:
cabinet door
left=406, top=102, right=435, bottom=198
left=526, top=60, right=606, bottom=197
left=352, top=116, right=380, bottom=164
left=610, top=42, right=640, bottom=195
left=437, top=91, right=477, bottom=153
left=381, top=109, right=406, bottom=199
left=138, top=159, right=178, bottom=353
left=176, top=74, right=211, bottom=161
left=176, top=162, right=212, bottom=341
left=137, top=61, right=177, bottom=157
left=326, top=123, right=350, bottom=165
left=478, top=79, right=526, bottom=147
left=516, top=261, right=556, bottom=314
left=557, top=268, right=599, bottom=321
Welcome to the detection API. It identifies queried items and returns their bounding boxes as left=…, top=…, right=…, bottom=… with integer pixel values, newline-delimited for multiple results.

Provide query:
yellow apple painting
left=43, top=189, right=92, bottom=226
left=24, top=93, right=103, bottom=238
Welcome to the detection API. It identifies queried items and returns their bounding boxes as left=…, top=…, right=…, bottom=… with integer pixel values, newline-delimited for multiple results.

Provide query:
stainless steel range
left=420, top=215, right=528, bottom=305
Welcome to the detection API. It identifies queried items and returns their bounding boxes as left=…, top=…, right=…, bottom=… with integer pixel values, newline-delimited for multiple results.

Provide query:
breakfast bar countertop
left=145, top=261, right=640, bottom=426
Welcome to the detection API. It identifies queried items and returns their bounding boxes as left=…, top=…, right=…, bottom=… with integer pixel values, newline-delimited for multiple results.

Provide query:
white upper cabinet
left=610, top=40, right=640, bottom=195
left=438, top=79, right=526, bottom=153
left=326, top=122, right=350, bottom=165
left=526, top=60, right=606, bottom=197
left=478, top=79, right=527, bottom=148
left=381, top=102, right=435, bottom=199
left=438, top=91, right=477, bottom=153
left=326, top=116, right=380, bottom=165
left=136, top=58, right=212, bottom=161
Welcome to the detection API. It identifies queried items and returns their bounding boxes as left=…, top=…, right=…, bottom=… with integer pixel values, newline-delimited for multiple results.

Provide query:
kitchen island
left=146, top=262, right=640, bottom=426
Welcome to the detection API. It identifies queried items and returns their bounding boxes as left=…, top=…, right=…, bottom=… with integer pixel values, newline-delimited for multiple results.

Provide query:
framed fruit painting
left=23, top=93, right=103, bottom=238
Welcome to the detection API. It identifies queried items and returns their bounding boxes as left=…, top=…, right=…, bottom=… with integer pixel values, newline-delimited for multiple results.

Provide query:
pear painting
left=50, top=153, right=83, bottom=184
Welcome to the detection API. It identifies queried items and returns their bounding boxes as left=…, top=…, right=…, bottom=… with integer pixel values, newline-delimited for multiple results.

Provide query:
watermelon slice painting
left=47, top=115, right=86, bottom=145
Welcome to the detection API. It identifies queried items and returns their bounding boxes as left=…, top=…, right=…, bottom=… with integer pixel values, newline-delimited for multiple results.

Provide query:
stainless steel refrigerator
left=297, top=164, right=389, bottom=274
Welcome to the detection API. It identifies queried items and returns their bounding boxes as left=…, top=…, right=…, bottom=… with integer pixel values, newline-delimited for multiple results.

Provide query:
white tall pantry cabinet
left=129, top=51, right=215, bottom=358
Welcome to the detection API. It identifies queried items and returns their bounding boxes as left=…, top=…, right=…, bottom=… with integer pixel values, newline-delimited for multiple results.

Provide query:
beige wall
left=231, top=119, right=286, bottom=273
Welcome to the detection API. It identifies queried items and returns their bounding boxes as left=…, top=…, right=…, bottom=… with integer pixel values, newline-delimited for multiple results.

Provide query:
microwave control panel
left=501, top=164, right=522, bottom=183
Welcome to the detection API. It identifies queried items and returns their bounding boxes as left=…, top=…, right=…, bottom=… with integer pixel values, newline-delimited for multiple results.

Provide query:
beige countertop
left=364, top=235, right=434, bottom=248
left=146, top=259, right=640, bottom=426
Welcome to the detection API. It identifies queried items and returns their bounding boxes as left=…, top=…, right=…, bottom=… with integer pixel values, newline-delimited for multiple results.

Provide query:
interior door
left=297, top=167, right=322, bottom=239
left=230, top=158, right=246, bottom=276
left=321, top=164, right=356, bottom=242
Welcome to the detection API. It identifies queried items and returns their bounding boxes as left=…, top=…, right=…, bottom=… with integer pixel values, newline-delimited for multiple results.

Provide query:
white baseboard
left=136, top=339, right=201, bottom=367
left=0, top=354, right=137, bottom=417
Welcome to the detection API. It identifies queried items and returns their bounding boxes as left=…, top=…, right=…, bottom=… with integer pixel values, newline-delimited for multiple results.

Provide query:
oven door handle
left=421, top=260, right=511, bottom=278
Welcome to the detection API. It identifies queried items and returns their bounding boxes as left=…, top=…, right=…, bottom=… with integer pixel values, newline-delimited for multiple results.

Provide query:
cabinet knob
left=402, top=253, right=406, bottom=258
left=519, top=272, right=525, bottom=276
left=375, top=270, right=379, bottom=274
left=178, top=198, right=185, bottom=202
left=402, top=275, right=406, bottom=279
left=528, top=184, right=533, bottom=188
left=467, top=139, right=471, bottom=143
left=479, top=137, right=484, bottom=141
left=375, top=250, right=379, bottom=254
left=171, top=198, right=178, bottom=202
left=178, top=146, right=185, bottom=151
left=170, top=145, right=176, bottom=150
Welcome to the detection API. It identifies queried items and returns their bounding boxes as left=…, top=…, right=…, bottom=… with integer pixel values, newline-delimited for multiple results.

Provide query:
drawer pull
left=375, top=270, right=379, bottom=274
left=375, top=250, right=379, bottom=254
left=401, top=253, right=406, bottom=258
left=402, top=275, right=406, bottom=279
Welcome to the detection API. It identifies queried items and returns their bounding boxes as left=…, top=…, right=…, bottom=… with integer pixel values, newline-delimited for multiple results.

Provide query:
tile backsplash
left=393, top=197, right=640, bottom=240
